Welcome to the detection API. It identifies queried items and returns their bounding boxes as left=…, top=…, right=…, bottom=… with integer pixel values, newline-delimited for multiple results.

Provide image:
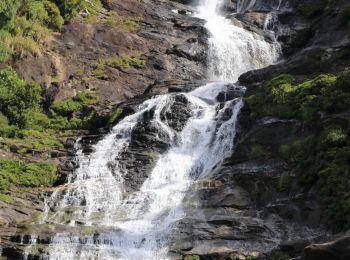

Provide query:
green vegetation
left=246, top=69, right=350, bottom=123
left=93, top=55, right=146, bottom=79
left=0, top=67, right=98, bottom=155
left=0, top=193, right=15, bottom=204
left=247, top=68, right=350, bottom=231
left=0, top=160, right=57, bottom=192
left=108, top=108, right=124, bottom=125
left=184, top=256, right=200, bottom=260
left=0, top=67, right=42, bottom=128
left=0, top=67, right=98, bottom=133
left=51, top=91, right=98, bottom=117
left=280, top=130, right=350, bottom=230
left=249, top=144, right=269, bottom=159
left=278, top=175, right=292, bottom=192
left=0, top=0, right=104, bottom=62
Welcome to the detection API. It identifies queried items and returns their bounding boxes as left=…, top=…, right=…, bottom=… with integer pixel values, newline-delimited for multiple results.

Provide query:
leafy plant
left=0, top=160, right=57, bottom=191
left=0, top=67, right=42, bottom=127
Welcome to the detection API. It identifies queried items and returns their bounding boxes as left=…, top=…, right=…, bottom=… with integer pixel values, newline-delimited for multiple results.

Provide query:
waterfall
left=196, top=0, right=280, bottom=82
left=23, top=0, right=280, bottom=259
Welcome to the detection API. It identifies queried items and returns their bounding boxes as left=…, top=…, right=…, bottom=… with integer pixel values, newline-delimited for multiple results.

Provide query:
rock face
left=118, top=94, right=192, bottom=193
left=238, top=0, right=350, bottom=85
left=169, top=116, right=327, bottom=259
left=12, top=0, right=208, bottom=105
left=302, top=234, right=350, bottom=260
left=2, top=0, right=350, bottom=259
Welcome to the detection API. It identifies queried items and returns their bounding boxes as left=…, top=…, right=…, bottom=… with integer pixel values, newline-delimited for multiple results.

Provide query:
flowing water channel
left=23, top=0, right=280, bottom=259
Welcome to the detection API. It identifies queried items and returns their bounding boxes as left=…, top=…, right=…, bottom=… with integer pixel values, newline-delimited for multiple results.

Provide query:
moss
left=278, top=175, right=292, bottom=192
left=122, top=20, right=139, bottom=32
left=246, top=69, right=350, bottom=123
left=249, top=144, right=269, bottom=159
left=184, top=256, right=200, bottom=260
left=92, top=55, right=145, bottom=79
left=104, top=11, right=139, bottom=31
left=0, top=160, right=57, bottom=192
left=280, top=127, right=350, bottom=230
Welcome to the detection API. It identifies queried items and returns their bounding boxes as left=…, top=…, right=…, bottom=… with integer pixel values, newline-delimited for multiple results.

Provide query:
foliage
left=184, top=256, right=200, bottom=260
left=280, top=128, right=350, bottom=230
left=246, top=69, right=350, bottom=123
left=108, top=108, right=124, bottom=125
left=0, top=0, right=20, bottom=30
left=0, top=193, right=15, bottom=204
left=0, top=113, right=18, bottom=137
left=0, top=67, right=42, bottom=127
left=43, top=0, right=64, bottom=29
left=51, top=0, right=84, bottom=21
left=0, top=42, right=13, bottom=63
left=51, top=91, right=98, bottom=117
left=0, top=0, right=74, bottom=62
left=0, top=160, right=57, bottom=192
left=249, top=144, right=269, bottom=159
left=248, top=69, right=350, bottom=230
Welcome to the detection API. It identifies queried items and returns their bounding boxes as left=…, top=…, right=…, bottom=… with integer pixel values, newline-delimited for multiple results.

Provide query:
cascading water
left=23, top=0, right=280, bottom=259
left=196, top=0, right=280, bottom=81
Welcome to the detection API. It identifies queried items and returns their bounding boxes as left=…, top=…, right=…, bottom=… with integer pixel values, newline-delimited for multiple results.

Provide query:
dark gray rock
left=302, top=235, right=350, bottom=260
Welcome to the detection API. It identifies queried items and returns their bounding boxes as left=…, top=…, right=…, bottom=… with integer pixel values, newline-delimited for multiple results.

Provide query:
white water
left=196, top=0, right=280, bottom=81
left=23, top=0, right=280, bottom=259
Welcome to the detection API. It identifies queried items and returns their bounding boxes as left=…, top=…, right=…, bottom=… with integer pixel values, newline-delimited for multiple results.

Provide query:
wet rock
left=118, top=120, right=172, bottom=193
left=168, top=38, right=207, bottom=62
left=65, top=138, right=76, bottom=149
left=216, top=84, right=245, bottom=102
left=302, top=235, right=350, bottom=260
left=160, top=94, right=192, bottom=131
left=50, top=150, right=68, bottom=158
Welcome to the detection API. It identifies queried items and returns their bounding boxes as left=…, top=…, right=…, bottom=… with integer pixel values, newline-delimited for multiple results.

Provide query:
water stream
left=23, top=0, right=280, bottom=259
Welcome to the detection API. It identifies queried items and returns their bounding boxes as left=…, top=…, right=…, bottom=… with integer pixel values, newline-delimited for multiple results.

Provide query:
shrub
left=23, top=0, right=49, bottom=24
left=280, top=129, right=350, bottom=230
left=50, top=91, right=98, bottom=117
left=0, top=193, right=15, bottom=204
left=0, top=67, right=42, bottom=126
left=0, top=113, right=18, bottom=137
left=51, top=0, right=84, bottom=21
left=246, top=70, right=350, bottom=123
left=8, top=35, right=41, bottom=58
left=0, top=42, right=13, bottom=63
left=323, top=128, right=347, bottom=146
left=0, top=0, right=20, bottom=30
left=0, top=160, right=57, bottom=191
left=43, top=0, right=64, bottom=30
